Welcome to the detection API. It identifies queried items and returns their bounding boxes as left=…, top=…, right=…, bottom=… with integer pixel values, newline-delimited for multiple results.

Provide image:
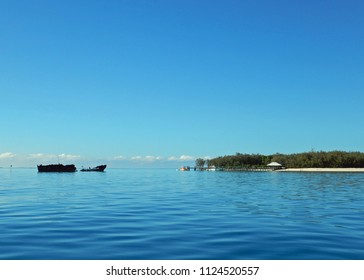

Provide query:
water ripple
left=1, top=169, right=364, bottom=259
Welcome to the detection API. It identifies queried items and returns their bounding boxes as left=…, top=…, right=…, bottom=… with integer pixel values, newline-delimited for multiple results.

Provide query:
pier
left=222, top=168, right=273, bottom=172
left=194, top=167, right=274, bottom=172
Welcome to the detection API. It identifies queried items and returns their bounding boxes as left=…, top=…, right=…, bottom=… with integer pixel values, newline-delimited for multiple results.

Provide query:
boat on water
left=207, top=165, right=216, bottom=171
left=80, top=165, right=107, bottom=172
left=179, top=166, right=191, bottom=171
left=37, top=164, right=76, bottom=172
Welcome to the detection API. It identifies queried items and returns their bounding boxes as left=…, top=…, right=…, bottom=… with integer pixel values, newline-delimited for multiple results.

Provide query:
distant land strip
left=196, top=151, right=364, bottom=170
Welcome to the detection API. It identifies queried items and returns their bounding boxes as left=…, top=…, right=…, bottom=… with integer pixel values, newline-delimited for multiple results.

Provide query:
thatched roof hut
left=267, top=162, right=283, bottom=170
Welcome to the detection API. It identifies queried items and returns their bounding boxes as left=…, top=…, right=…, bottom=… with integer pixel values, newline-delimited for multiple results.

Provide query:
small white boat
left=179, top=166, right=191, bottom=171
left=207, top=165, right=216, bottom=171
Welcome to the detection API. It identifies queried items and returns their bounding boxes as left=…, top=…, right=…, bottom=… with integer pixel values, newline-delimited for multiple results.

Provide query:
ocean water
left=0, top=168, right=364, bottom=260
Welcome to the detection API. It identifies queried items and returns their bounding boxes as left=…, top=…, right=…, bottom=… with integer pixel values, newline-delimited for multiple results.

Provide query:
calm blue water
left=1, top=168, right=364, bottom=260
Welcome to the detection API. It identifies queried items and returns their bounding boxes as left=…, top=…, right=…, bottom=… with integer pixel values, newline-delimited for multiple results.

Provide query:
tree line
left=195, top=151, right=364, bottom=169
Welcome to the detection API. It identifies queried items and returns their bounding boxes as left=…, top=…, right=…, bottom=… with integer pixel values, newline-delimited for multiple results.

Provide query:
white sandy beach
left=279, top=168, right=364, bottom=172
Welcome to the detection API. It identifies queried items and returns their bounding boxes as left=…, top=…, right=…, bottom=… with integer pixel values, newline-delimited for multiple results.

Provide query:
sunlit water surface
left=1, top=168, right=363, bottom=259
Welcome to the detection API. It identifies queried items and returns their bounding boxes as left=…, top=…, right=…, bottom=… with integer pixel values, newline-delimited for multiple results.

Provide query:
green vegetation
left=195, top=158, right=206, bottom=168
left=202, top=151, right=364, bottom=169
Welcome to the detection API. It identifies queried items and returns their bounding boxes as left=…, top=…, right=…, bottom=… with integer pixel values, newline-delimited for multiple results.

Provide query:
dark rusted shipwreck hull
left=37, top=164, right=77, bottom=172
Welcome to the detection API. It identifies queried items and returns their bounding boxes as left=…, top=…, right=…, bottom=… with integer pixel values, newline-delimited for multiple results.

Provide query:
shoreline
left=278, top=168, right=364, bottom=173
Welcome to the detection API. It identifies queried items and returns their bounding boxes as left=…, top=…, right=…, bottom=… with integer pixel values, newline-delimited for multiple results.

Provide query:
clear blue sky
left=1, top=0, right=363, bottom=167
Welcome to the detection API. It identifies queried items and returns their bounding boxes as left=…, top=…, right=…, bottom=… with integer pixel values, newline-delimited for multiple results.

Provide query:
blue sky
left=1, top=0, right=363, bottom=167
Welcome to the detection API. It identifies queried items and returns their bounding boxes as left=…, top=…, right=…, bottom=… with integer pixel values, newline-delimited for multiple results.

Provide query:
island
left=195, top=151, right=364, bottom=172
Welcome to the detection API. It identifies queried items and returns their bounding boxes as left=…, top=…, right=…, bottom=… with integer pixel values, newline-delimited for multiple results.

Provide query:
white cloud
left=0, top=152, right=16, bottom=159
left=29, top=153, right=53, bottom=159
left=131, top=156, right=143, bottom=161
left=179, top=155, right=195, bottom=161
left=168, top=155, right=195, bottom=161
left=115, top=154, right=200, bottom=163
left=114, top=155, right=126, bottom=160
left=130, top=156, right=163, bottom=162
left=58, top=153, right=80, bottom=160
left=111, top=155, right=197, bottom=167
left=145, top=156, right=163, bottom=161
left=28, top=153, right=80, bottom=160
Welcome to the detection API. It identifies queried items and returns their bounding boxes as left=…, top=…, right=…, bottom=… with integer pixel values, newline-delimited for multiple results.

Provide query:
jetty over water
left=222, top=168, right=273, bottom=172
left=194, top=167, right=276, bottom=172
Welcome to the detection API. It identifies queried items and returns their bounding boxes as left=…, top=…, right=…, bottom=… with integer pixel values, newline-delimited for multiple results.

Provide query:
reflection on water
left=0, top=169, right=364, bottom=259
